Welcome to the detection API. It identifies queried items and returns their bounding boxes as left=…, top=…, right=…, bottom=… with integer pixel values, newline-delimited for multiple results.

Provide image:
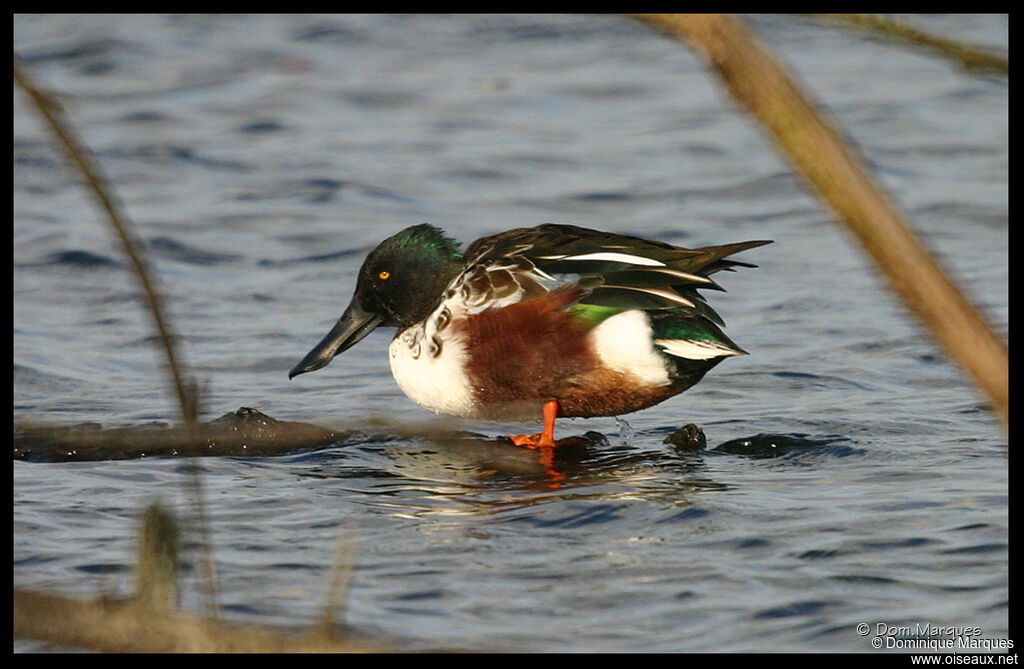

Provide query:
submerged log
left=13, top=407, right=344, bottom=462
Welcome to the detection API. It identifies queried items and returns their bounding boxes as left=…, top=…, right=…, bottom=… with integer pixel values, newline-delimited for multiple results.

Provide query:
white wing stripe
left=648, top=268, right=713, bottom=284
left=655, top=338, right=744, bottom=360
left=540, top=252, right=667, bottom=267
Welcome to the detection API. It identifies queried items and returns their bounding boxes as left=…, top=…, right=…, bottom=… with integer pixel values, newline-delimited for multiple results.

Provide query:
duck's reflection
left=296, top=424, right=727, bottom=523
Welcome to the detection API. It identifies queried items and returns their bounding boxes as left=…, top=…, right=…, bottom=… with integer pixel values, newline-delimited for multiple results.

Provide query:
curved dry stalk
left=14, top=589, right=380, bottom=652
left=630, top=14, right=1008, bottom=427
left=809, top=13, right=1008, bottom=76
left=14, top=53, right=220, bottom=615
left=13, top=55, right=198, bottom=426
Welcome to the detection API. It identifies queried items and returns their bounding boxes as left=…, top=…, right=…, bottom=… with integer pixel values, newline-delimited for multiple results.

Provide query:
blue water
left=14, top=14, right=1008, bottom=652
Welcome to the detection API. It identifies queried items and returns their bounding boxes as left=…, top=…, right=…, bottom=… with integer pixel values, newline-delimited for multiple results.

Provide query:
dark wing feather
left=461, top=224, right=770, bottom=318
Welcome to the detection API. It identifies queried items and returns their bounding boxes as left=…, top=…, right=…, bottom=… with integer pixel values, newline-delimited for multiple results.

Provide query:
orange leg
left=507, top=400, right=565, bottom=487
left=507, top=400, right=560, bottom=449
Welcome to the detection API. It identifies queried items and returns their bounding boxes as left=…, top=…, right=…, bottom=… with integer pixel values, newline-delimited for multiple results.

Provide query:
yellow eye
left=378, top=270, right=390, bottom=280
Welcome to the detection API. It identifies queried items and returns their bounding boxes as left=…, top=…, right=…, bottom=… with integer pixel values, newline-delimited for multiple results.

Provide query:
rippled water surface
left=14, top=14, right=1008, bottom=652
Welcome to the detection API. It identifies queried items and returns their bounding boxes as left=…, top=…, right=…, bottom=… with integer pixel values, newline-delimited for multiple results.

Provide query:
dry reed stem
left=14, top=53, right=221, bottom=614
left=15, top=504, right=377, bottom=652
left=13, top=55, right=198, bottom=426
left=809, top=14, right=1008, bottom=75
left=631, top=14, right=1008, bottom=427
left=14, top=590, right=378, bottom=653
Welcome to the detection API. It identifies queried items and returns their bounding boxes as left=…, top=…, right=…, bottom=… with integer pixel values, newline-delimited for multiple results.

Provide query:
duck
left=289, top=223, right=769, bottom=449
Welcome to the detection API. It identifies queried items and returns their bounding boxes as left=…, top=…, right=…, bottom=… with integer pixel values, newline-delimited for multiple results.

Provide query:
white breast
left=388, top=325, right=477, bottom=418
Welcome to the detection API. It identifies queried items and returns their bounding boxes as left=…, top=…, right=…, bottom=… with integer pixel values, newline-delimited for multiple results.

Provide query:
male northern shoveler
left=289, top=224, right=769, bottom=449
